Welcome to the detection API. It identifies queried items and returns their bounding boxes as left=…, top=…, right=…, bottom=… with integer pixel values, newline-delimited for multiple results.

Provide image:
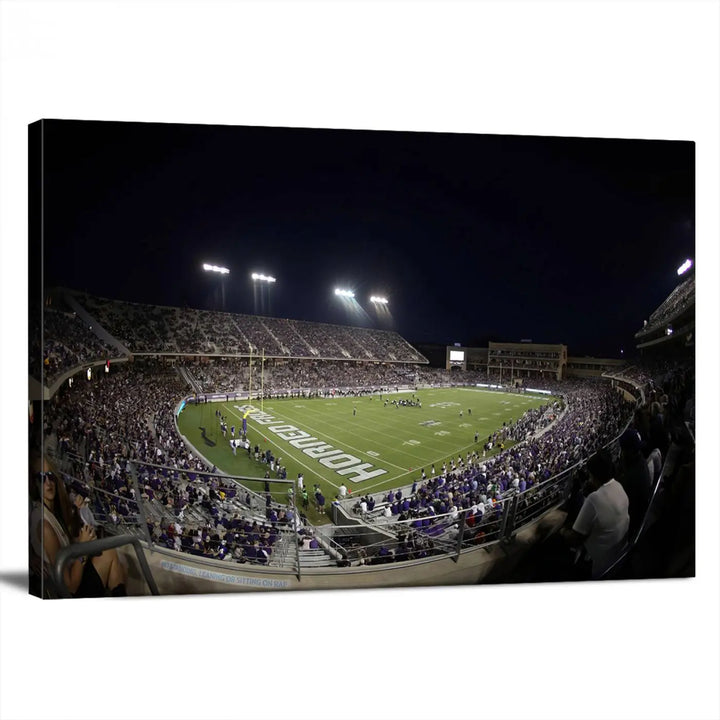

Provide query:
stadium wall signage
left=160, top=560, right=290, bottom=589
left=235, top=404, right=387, bottom=483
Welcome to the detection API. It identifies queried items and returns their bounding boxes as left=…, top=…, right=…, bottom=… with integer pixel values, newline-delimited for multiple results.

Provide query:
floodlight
left=203, top=263, right=230, bottom=275
left=334, top=288, right=355, bottom=298
left=251, top=272, right=276, bottom=283
left=676, top=259, right=693, bottom=275
left=370, top=296, right=388, bottom=305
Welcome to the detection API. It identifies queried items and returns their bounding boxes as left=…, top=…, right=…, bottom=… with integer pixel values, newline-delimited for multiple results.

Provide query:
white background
left=1, top=2, right=718, bottom=719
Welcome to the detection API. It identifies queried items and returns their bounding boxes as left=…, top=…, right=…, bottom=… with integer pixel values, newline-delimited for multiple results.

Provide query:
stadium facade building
left=445, top=345, right=488, bottom=372
left=447, top=343, right=625, bottom=381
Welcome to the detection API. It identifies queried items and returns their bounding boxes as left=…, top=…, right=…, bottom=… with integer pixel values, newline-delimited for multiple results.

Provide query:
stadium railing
left=52, top=534, right=160, bottom=598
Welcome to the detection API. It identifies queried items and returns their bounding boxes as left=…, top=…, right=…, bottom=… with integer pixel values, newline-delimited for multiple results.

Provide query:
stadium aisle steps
left=298, top=548, right=334, bottom=567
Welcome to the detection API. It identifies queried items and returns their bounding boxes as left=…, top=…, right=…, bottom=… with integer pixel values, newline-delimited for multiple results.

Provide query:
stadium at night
left=29, top=121, right=696, bottom=598
left=6, top=6, right=719, bottom=719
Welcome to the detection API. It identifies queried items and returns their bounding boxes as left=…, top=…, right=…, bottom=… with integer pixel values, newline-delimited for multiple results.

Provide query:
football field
left=176, top=387, right=553, bottom=522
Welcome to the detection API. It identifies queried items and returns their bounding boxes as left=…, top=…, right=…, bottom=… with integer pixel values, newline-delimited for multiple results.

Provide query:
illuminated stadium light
left=370, top=296, right=388, bottom=304
left=676, top=258, right=693, bottom=275
left=203, top=263, right=230, bottom=275
left=334, top=288, right=355, bottom=298
left=251, top=272, right=276, bottom=283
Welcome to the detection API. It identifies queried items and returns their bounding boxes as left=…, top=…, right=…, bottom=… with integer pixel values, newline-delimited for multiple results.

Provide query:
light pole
left=369, top=294, right=391, bottom=328
left=203, top=263, right=230, bottom=311
left=251, top=272, right=276, bottom=315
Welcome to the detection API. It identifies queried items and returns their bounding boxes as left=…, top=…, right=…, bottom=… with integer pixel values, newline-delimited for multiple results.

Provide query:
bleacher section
left=67, top=290, right=428, bottom=363
left=32, top=298, right=123, bottom=385
left=635, top=274, right=695, bottom=347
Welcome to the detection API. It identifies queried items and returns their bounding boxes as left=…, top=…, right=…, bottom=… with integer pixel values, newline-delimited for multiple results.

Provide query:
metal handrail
left=53, top=534, right=160, bottom=598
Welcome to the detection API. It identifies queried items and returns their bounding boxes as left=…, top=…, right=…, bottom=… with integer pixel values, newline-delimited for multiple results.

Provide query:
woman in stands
left=30, top=456, right=127, bottom=598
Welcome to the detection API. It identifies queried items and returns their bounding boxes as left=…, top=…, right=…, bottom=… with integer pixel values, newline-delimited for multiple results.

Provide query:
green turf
left=176, top=387, right=554, bottom=524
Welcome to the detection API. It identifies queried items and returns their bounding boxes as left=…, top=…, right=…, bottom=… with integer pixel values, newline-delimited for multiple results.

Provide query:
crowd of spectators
left=71, top=291, right=427, bottom=362
left=140, top=470, right=295, bottom=565
left=606, top=364, right=654, bottom=394
left=77, top=295, right=170, bottom=352
left=30, top=304, right=121, bottom=385
left=176, top=358, right=531, bottom=398
left=526, top=352, right=695, bottom=582
left=184, top=358, right=251, bottom=394
left=40, top=360, right=303, bottom=569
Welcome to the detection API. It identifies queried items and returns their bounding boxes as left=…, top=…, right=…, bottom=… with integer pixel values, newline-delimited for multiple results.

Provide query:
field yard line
left=239, top=403, right=411, bottom=473
left=275, top=402, right=460, bottom=463
left=224, top=405, right=341, bottom=492
left=274, top=394, right=531, bottom=463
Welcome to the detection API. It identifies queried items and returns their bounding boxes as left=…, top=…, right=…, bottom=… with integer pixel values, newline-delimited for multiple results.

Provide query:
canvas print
left=28, top=120, right=695, bottom=598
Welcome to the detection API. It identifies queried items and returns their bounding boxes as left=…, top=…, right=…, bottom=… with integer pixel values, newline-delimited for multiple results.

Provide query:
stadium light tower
left=370, top=295, right=392, bottom=327
left=203, top=263, right=230, bottom=310
left=334, top=286, right=373, bottom=325
left=252, top=271, right=276, bottom=316
left=368, top=293, right=392, bottom=328
left=203, top=263, right=230, bottom=275
left=251, top=272, right=276, bottom=283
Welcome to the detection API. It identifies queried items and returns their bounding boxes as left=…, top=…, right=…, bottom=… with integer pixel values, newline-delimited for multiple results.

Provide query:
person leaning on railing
left=29, top=457, right=127, bottom=598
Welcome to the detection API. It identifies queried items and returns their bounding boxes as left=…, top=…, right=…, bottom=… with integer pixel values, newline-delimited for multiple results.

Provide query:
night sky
left=40, top=120, right=694, bottom=358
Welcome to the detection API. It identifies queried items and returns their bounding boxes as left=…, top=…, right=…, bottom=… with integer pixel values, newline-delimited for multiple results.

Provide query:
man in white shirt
left=562, top=450, right=629, bottom=579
